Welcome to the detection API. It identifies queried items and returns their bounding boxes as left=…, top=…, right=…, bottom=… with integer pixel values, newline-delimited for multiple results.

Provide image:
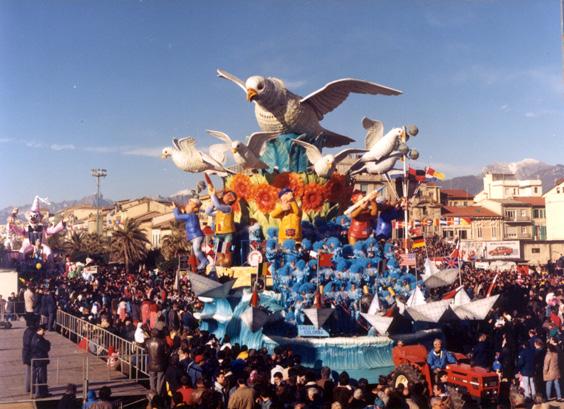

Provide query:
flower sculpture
left=272, top=172, right=304, bottom=199
left=301, top=183, right=326, bottom=211
left=227, top=173, right=253, bottom=201
left=252, top=183, right=279, bottom=213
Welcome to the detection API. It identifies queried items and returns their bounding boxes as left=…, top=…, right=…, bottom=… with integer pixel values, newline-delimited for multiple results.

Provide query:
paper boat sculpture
left=188, top=272, right=235, bottom=298
left=450, top=288, right=499, bottom=320
left=398, top=286, right=426, bottom=315
left=422, top=259, right=459, bottom=289
left=407, top=299, right=452, bottom=323
left=360, top=313, right=393, bottom=335
left=303, top=290, right=334, bottom=329
left=240, top=306, right=270, bottom=332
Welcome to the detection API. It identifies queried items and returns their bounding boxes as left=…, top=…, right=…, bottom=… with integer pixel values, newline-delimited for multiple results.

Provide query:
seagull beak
left=246, top=88, right=257, bottom=102
left=161, top=153, right=167, bottom=159
left=231, top=148, right=238, bottom=154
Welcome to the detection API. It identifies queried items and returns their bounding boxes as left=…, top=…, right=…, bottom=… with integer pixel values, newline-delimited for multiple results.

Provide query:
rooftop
left=442, top=205, right=500, bottom=218
left=513, top=196, right=545, bottom=206
left=441, top=189, right=473, bottom=199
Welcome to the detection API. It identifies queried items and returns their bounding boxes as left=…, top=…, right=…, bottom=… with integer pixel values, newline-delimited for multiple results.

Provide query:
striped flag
left=411, top=236, right=426, bottom=249
left=425, top=167, right=446, bottom=180
left=487, top=273, right=499, bottom=296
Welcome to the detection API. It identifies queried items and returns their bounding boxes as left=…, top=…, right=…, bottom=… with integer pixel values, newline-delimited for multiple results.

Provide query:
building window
left=491, top=225, right=497, bottom=239
left=459, top=230, right=468, bottom=239
left=534, top=187, right=538, bottom=193
left=477, top=226, right=483, bottom=238
left=505, top=210, right=516, bottom=220
left=520, top=209, right=527, bottom=218
left=520, top=226, right=527, bottom=235
left=531, top=248, right=540, bottom=254
left=533, top=209, right=545, bottom=218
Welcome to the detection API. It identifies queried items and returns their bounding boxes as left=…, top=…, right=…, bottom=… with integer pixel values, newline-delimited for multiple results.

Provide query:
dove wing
left=334, top=148, right=368, bottom=164
left=301, top=79, right=402, bottom=120
left=208, top=144, right=229, bottom=165
left=217, top=69, right=247, bottom=93
left=173, top=137, right=197, bottom=153
left=292, top=139, right=322, bottom=164
left=362, top=117, right=385, bottom=150
left=206, top=130, right=233, bottom=144
left=247, top=132, right=279, bottom=155
left=201, top=151, right=235, bottom=174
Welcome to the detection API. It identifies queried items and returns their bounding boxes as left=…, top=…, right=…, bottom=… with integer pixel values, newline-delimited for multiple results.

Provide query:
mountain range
left=437, top=159, right=564, bottom=196
left=1, top=159, right=562, bottom=222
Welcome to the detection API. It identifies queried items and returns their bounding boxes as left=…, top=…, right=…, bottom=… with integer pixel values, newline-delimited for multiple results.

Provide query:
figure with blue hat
left=271, top=187, right=302, bottom=244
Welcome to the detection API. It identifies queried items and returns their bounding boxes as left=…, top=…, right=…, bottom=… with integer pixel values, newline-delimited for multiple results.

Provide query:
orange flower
left=301, top=183, right=325, bottom=211
left=228, top=174, right=253, bottom=201
left=326, top=173, right=353, bottom=204
left=272, top=172, right=304, bottom=199
left=252, top=183, right=279, bottom=213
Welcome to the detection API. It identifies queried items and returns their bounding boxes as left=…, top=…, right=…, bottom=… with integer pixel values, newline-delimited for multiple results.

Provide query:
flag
left=399, top=253, right=417, bottom=266
left=486, top=273, right=499, bottom=296
left=425, top=167, right=446, bottom=180
left=408, top=167, right=426, bottom=182
left=411, top=236, right=426, bottom=249
left=410, top=227, right=422, bottom=236
left=319, top=253, right=334, bottom=268
left=413, top=219, right=421, bottom=227
left=442, top=285, right=464, bottom=300
left=454, top=217, right=461, bottom=225
left=443, top=257, right=459, bottom=269
left=425, top=218, right=433, bottom=226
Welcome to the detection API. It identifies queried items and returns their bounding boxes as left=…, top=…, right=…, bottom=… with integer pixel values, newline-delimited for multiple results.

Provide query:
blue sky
left=1, top=0, right=563, bottom=208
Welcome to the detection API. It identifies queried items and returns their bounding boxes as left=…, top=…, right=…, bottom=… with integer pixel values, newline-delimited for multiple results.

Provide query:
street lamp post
left=91, top=168, right=107, bottom=237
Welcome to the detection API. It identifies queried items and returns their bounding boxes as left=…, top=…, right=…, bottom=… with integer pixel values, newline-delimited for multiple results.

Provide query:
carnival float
left=162, top=69, right=499, bottom=380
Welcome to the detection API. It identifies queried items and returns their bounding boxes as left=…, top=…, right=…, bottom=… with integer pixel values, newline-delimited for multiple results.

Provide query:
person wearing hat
left=173, top=198, right=208, bottom=272
left=271, top=188, right=302, bottom=244
left=206, top=185, right=238, bottom=268
left=347, top=190, right=378, bottom=245
left=22, top=314, right=38, bottom=393
left=30, top=324, right=51, bottom=398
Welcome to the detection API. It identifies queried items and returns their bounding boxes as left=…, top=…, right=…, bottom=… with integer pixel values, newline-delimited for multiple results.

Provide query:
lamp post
left=400, top=125, right=419, bottom=254
left=91, top=168, right=107, bottom=237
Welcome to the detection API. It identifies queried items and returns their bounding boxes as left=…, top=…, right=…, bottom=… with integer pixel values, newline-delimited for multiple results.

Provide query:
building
left=544, top=179, right=564, bottom=240
left=474, top=172, right=542, bottom=201
left=513, top=197, right=546, bottom=240
left=441, top=205, right=502, bottom=241
left=440, top=189, right=473, bottom=207
left=410, top=184, right=442, bottom=237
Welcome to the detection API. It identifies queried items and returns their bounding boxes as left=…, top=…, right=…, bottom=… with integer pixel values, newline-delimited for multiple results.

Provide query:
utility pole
left=91, top=169, right=107, bottom=237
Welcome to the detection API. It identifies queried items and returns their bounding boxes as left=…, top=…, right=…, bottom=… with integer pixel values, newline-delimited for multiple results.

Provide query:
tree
left=160, top=222, right=191, bottom=261
left=110, top=218, right=151, bottom=273
left=64, top=231, right=88, bottom=261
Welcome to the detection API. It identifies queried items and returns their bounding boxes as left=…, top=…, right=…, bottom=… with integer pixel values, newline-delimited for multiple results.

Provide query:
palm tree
left=160, top=222, right=191, bottom=261
left=111, top=218, right=151, bottom=273
left=64, top=231, right=88, bottom=261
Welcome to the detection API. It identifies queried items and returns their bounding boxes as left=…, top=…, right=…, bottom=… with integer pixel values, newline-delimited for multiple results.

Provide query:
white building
left=544, top=179, right=564, bottom=240
left=474, top=172, right=542, bottom=202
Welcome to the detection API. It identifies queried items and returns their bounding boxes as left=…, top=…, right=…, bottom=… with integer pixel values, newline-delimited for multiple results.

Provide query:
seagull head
left=161, top=147, right=172, bottom=159
left=245, top=75, right=272, bottom=102
left=232, top=141, right=243, bottom=154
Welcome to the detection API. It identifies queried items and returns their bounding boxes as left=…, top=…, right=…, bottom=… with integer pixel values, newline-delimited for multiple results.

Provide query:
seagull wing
left=217, top=69, right=247, bottom=93
left=301, top=79, right=402, bottom=120
left=173, top=137, right=197, bottom=153
left=247, top=132, right=279, bottom=155
left=201, top=151, right=235, bottom=174
left=208, top=143, right=229, bottom=165
left=362, top=117, right=385, bottom=150
left=334, top=148, right=368, bottom=164
left=206, top=130, right=233, bottom=145
left=292, top=139, right=322, bottom=164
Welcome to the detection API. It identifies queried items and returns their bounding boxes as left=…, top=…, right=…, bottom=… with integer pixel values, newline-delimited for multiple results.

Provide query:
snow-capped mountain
left=439, top=159, right=564, bottom=195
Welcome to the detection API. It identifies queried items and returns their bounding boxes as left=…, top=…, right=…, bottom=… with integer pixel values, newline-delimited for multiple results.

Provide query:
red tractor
left=391, top=344, right=500, bottom=408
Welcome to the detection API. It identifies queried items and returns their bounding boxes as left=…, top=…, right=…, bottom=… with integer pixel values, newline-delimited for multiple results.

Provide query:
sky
left=0, top=0, right=563, bottom=208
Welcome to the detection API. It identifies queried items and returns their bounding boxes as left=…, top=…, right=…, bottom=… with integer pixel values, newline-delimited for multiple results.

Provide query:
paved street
left=0, top=319, right=147, bottom=404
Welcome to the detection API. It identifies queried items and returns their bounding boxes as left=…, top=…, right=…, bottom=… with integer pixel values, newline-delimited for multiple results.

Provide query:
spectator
left=22, top=314, right=38, bottom=393
left=89, top=386, right=113, bottom=409
left=57, top=384, right=81, bottom=409
left=471, top=333, right=492, bottom=369
left=83, top=390, right=96, bottom=409
left=227, top=377, right=256, bottom=409
left=30, top=324, right=51, bottom=398
left=146, top=328, right=169, bottom=396
left=517, top=341, right=537, bottom=400
left=332, top=371, right=353, bottom=407
left=427, top=339, right=456, bottom=375
left=543, top=338, right=561, bottom=401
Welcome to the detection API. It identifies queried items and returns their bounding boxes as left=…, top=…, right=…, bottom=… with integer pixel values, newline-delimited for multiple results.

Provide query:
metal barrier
left=56, top=310, right=149, bottom=379
left=0, top=300, right=26, bottom=321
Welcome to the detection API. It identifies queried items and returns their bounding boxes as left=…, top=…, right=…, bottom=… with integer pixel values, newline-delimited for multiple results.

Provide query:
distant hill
left=0, top=195, right=113, bottom=223
left=437, top=159, right=564, bottom=196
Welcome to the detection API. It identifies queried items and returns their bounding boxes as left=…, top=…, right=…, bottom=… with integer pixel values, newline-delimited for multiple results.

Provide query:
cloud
left=122, top=147, right=162, bottom=158
left=50, top=144, right=76, bottom=151
left=0, top=137, right=13, bottom=143
left=500, top=104, right=510, bottom=112
left=25, top=140, right=44, bottom=148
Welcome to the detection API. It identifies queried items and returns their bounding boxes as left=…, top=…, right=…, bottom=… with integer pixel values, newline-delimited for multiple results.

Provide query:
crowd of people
left=7, top=220, right=564, bottom=408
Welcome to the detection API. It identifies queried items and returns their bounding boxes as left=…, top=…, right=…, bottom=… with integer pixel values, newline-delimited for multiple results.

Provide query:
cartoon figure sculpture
left=347, top=191, right=378, bottom=245
left=206, top=185, right=237, bottom=267
left=4, top=207, right=21, bottom=251
left=19, top=196, right=66, bottom=259
left=173, top=198, right=208, bottom=272
left=270, top=188, right=302, bottom=244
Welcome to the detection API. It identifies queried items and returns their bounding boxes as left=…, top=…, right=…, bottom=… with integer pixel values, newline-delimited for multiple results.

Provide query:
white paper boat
left=240, top=306, right=270, bottom=332
left=303, top=307, right=334, bottom=329
left=367, top=294, right=381, bottom=315
left=451, top=295, right=500, bottom=320
left=188, top=272, right=234, bottom=298
left=422, top=259, right=459, bottom=289
left=360, top=312, right=393, bottom=335
left=407, top=299, right=451, bottom=323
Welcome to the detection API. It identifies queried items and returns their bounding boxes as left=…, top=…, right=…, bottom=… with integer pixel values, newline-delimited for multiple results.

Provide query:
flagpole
left=402, top=130, right=409, bottom=256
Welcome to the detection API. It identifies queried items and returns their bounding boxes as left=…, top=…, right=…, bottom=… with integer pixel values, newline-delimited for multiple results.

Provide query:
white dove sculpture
left=206, top=130, right=279, bottom=169
left=161, top=137, right=235, bottom=176
left=292, top=139, right=366, bottom=178
left=349, top=118, right=404, bottom=173
left=217, top=69, right=402, bottom=148
left=349, top=151, right=403, bottom=176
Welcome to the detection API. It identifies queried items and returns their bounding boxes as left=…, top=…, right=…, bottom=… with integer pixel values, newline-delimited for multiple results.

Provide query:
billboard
left=485, top=241, right=520, bottom=260
left=460, top=240, right=487, bottom=261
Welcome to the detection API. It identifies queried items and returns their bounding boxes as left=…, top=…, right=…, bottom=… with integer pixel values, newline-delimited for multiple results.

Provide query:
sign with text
left=297, top=325, right=330, bottom=338
left=485, top=241, right=520, bottom=260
